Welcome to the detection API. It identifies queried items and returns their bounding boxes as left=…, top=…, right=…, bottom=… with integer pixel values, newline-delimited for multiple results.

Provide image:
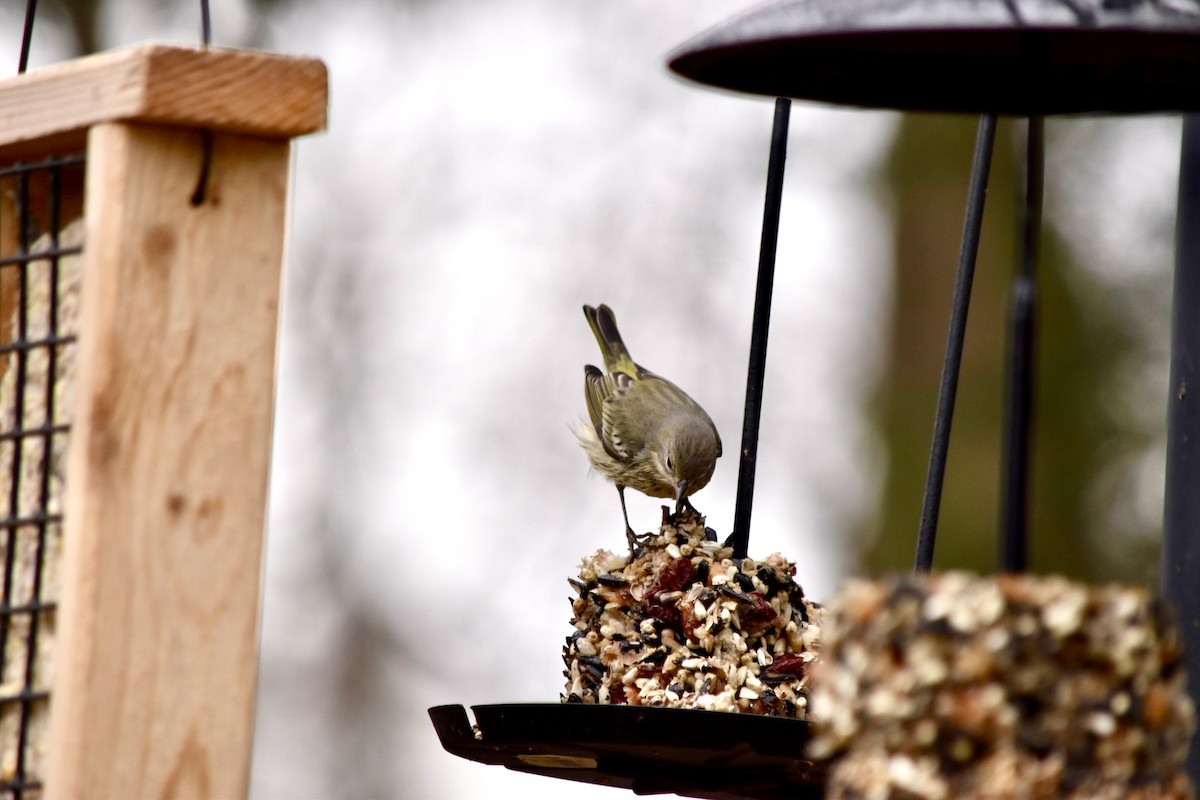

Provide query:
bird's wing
left=583, top=365, right=608, bottom=435
left=601, top=373, right=640, bottom=461
left=585, top=366, right=632, bottom=461
left=586, top=366, right=646, bottom=462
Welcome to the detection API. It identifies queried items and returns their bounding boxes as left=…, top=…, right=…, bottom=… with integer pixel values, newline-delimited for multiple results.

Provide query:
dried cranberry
left=655, top=558, right=696, bottom=593
left=767, top=653, right=807, bottom=677
left=609, top=684, right=627, bottom=704
left=645, top=595, right=682, bottom=629
left=740, top=591, right=776, bottom=630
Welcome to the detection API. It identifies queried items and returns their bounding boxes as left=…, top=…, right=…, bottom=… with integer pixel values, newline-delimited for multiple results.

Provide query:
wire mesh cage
left=0, top=154, right=84, bottom=799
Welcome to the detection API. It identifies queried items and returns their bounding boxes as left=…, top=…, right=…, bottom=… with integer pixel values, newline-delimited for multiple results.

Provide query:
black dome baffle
left=667, top=0, right=1200, bottom=114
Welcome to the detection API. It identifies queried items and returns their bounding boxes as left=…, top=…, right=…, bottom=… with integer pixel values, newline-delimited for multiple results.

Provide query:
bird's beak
left=674, top=478, right=689, bottom=511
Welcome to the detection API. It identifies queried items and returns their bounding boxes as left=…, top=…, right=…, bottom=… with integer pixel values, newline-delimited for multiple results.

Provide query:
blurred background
left=1, top=0, right=1184, bottom=796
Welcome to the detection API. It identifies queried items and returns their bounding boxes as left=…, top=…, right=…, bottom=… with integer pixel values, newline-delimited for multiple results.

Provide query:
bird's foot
left=625, top=526, right=645, bottom=560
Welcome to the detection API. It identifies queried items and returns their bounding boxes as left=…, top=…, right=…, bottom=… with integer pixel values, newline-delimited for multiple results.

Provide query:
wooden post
left=0, top=45, right=326, bottom=799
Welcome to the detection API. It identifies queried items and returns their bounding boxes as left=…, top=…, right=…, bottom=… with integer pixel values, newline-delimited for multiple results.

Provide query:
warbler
left=577, top=304, right=722, bottom=552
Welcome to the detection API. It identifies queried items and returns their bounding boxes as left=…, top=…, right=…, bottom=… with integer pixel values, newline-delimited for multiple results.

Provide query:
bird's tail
left=584, top=304, right=637, bottom=375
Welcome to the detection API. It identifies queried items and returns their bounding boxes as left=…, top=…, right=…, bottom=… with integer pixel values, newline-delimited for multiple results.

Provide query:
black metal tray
left=428, top=703, right=824, bottom=799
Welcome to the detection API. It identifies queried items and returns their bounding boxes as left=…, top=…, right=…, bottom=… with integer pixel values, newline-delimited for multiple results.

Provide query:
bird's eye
left=666, top=457, right=674, bottom=472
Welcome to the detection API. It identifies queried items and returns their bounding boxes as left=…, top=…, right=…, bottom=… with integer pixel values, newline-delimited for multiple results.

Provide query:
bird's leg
left=618, top=485, right=640, bottom=556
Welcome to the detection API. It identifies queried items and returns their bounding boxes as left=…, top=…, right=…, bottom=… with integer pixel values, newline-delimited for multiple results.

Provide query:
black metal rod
left=730, top=97, right=790, bottom=560
left=0, top=173, right=33, bottom=768
left=1163, top=112, right=1200, bottom=785
left=0, top=154, right=86, bottom=179
left=200, top=0, right=212, bottom=45
left=999, top=116, right=1043, bottom=573
left=914, top=113, right=998, bottom=573
left=18, top=167, right=62, bottom=783
left=18, top=0, right=37, bottom=74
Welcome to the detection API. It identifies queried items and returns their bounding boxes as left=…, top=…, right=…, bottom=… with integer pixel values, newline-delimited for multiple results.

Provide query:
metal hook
left=191, top=0, right=213, bottom=206
left=190, top=132, right=214, bottom=207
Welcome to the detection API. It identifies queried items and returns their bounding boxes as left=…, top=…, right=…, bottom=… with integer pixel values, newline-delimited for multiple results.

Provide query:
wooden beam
left=45, top=121, right=288, bottom=799
left=0, top=45, right=327, bottom=161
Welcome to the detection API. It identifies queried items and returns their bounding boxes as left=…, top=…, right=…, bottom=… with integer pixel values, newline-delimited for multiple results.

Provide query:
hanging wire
left=729, top=97, right=790, bottom=561
left=914, top=113, right=998, bottom=573
left=999, top=116, right=1043, bottom=572
left=191, top=0, right=214, bottom=206
left=200, top=0, right=212, bottom=46
left=18, top=0, right=38, bottom=74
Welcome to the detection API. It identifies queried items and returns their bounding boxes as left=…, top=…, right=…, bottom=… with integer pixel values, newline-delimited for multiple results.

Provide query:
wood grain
left=0, top=44, right=327, bottom=161
left=45, top=122, right=288, bottom=800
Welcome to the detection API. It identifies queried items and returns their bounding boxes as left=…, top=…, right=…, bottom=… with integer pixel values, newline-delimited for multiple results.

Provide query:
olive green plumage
left=577, top=304, right=722, bottom=550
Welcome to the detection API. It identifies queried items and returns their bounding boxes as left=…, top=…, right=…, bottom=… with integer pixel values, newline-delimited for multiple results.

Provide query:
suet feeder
left=432, top=0, right=1200, bottom=796
left=0, top=45, right=326, bottom=798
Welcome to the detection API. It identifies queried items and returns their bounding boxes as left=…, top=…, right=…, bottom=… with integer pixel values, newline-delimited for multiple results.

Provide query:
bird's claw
left=625, top=527, right=645, bottom=560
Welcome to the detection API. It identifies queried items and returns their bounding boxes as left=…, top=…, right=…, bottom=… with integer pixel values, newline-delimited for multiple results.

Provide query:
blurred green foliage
left=869, top=114, right=1158, bottom=585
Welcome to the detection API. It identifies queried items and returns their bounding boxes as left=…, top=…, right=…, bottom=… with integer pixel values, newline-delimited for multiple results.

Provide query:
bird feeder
left=431, top=0, right=1200, bottom=796
left=0, top=45, right=326, bottom=798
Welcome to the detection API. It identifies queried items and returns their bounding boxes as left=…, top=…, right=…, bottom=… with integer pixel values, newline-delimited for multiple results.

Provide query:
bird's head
left=656, top=414, right=722, bottom=506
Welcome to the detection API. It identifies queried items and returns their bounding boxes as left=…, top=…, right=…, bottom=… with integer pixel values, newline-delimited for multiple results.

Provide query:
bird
left=576, top=303, right=722, bottom=553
